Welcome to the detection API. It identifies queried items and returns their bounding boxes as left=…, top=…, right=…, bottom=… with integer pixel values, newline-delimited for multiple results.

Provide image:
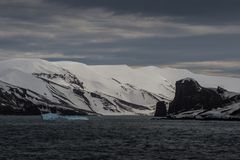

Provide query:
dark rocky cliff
left=154, top=101, right=167, bottom=117
left=154, top=78, right=240, bottom=120
left=168, top=78, right=223, bottom=114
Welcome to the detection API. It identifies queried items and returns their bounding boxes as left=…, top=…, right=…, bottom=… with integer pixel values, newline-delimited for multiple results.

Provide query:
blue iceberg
left=41, top=113, right=89, bottom=121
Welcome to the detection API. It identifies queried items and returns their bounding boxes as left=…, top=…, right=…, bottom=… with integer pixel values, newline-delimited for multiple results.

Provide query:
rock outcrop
left=155, top=78, right=240, bottom=120
left=154, top=101, right=167, bottom=117
left=168, top=78, right=223, bottom=114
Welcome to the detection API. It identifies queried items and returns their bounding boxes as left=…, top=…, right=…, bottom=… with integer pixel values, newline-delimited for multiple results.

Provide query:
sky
left=0, top=0, right=240, bottom=77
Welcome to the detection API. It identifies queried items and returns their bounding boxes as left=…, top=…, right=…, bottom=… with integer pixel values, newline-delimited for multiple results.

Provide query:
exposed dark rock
left=33, top=72, right=84, bottom=89
left=154, top=101, right=167, bottom=117
left=168, top=78, right=224, bottom=114
left=163, top=78, right=240, bottom=120
left=216, top=86, right=227, bottom=94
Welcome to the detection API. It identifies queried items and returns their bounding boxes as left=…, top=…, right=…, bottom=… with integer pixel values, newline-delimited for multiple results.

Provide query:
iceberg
left=41, top=113, right=89, bottom=121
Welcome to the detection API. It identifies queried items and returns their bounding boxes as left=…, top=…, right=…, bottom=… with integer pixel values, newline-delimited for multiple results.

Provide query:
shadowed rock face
left=168, top=78, right=223, bottom=114
left=154, top=101, right=167, bottom=117
left=154, top=78, right=240, bottom=120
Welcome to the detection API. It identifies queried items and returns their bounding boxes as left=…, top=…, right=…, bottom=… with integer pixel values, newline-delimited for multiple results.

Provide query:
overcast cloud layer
left=0, top=0, right=240, bottom=77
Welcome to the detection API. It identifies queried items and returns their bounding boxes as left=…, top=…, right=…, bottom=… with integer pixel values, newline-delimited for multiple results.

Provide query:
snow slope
left=0, top=58, right=239, bottom=115
left=155, top=67, right=240, bottom=93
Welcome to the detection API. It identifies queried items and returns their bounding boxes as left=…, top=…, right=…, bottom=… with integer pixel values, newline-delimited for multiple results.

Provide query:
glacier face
left=0, top=58, right=240, bottom=116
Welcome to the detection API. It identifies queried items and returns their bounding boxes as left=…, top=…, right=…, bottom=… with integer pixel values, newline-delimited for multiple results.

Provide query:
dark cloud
left=0, top=0, right=239, bottom=77
left=45, top=0, right=240, bottom=24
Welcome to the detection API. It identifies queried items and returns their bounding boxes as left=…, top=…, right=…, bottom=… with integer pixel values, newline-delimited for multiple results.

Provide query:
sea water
left=0, top=116, right=239, bottom=160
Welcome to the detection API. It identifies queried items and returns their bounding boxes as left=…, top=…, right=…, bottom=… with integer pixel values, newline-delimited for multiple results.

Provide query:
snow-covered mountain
left=0, top=58, right=240, bottom=116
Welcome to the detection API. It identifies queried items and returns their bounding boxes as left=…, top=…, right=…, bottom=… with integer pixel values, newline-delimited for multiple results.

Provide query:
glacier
left=41, top=113, right=89, bottom=121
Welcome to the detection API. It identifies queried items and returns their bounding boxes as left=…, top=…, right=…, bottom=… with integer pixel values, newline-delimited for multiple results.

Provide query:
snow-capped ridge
left=0, top=58, right=239, bottom=116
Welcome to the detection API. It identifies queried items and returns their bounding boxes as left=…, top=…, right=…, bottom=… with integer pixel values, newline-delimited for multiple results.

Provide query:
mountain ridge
left=0, top=58, right=239, bottom=115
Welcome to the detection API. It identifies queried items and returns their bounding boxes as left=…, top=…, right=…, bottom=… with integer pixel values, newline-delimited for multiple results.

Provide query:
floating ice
left=41, top=113, right=89, bottom=121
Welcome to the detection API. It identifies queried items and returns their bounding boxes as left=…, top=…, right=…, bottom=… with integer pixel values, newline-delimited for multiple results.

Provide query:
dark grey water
left=0, top=116, right=240, bottom=160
